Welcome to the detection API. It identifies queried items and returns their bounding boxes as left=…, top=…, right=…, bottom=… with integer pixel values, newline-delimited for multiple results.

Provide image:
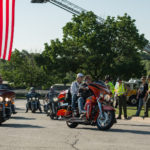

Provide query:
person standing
left=143, top=75, right=150, bottom=117
left=114, top=80, right=119, bottom=108
left=70, top=73, right=84, bottom=111
left=105, top=75, right=115, bottom=96
left=116, top=78, right=127, bottom=119
left=134, top=76, right=148, bottom=116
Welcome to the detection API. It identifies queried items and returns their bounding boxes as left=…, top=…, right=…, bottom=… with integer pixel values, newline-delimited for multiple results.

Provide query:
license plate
left=60, top=103, right=68, bottom=106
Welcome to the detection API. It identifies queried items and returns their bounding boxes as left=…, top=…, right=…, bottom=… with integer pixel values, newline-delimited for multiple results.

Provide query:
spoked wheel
left=66, top=121, right=78, bottom=128
left=97, top=110, right=115, bottom=130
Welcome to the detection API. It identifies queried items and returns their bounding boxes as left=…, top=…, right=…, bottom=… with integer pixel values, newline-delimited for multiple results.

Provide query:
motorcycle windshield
left=88, top=82, right=110, bottom=97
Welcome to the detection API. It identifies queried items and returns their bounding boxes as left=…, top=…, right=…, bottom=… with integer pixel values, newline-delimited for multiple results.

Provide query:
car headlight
left=5, top=97, right=11, bottom=102
left=53, top=97, right=58, bottom=102
left=0, top=97, right=3, bottom=102
left=104, top=94, right=111, bottom=102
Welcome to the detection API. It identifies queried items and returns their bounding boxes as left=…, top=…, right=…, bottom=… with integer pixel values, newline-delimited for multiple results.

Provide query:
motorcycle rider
left=45, top=86, right=57, bottom=116
left=26, top=87, right=42, bottom=113
left=78, top=75, right=93, bottom=115
left=70, top=73, right=84, bottom=112
left=46, top=86, right=57, bottom=102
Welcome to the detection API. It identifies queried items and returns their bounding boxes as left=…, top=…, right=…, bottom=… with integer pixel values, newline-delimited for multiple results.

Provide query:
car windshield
left=0, top=84, right=11, bottom=90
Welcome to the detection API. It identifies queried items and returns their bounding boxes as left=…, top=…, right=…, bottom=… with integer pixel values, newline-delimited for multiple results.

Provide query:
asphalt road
left=0, top=99, right=150, bottom=150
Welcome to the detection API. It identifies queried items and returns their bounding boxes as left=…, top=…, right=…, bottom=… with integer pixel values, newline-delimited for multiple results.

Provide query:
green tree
left=61, top=12, right=148, bottom=80
left=0, top=49, right=48, bottom=88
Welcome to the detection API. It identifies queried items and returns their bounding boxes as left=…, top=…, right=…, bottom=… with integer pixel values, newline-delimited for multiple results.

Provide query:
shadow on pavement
left=76, top=127, right=150, bottom=135
left=116, top=123, right=150, bottom=127
left=11, top=116, right=36, bottom=120
left=109, top=128, right=150, bottom=135
left=16, top=108, right=25, bottom=111
left=0, top=123, right=44, bottom=128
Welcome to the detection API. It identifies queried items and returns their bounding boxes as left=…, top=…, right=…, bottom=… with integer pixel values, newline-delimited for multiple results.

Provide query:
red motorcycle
left=57, top=81, right=115, bottom=130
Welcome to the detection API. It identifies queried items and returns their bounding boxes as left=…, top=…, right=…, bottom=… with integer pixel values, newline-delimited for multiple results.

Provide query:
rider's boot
left=25, top=108, right=28, bottom=113
left=39, top=107, right=42, bottom=113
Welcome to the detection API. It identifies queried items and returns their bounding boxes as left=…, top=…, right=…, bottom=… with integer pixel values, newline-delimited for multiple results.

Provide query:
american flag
left=0, top=0, right=15, bottom=61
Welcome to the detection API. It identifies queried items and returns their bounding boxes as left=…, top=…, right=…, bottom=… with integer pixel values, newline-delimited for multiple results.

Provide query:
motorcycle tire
left=49, top=106, right=55, bottom=120
left=0, top=112, right=4, bottom=125
left=96, top=110, right=115, bottom=130
left=31, top=106, right=36, bottom=113
left=6, top=108, right=11, bottom=117
left=66, top=121, right=78, bottom=128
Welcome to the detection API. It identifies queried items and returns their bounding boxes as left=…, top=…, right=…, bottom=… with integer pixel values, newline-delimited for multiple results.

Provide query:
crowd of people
left=70, top=73, right=150, bottom=120
left=24, top=73, right=150, bottom=120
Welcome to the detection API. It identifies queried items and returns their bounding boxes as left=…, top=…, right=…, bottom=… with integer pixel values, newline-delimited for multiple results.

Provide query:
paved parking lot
left=0, top=99, right=150, bottom=150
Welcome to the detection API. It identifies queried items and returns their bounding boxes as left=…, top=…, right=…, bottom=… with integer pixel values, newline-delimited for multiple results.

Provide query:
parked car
left=124, top=79, right=141, bottom=105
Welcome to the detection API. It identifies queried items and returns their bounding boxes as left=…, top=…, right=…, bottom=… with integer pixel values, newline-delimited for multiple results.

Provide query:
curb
left=116, top=114, right=150, bottom=123
left=130, top=117, right=150, bottom=123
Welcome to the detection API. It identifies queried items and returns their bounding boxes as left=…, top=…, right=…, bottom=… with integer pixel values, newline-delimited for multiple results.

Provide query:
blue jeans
left=71, top=94, right=77, bottom=110
left=136, top=98, right=144, bottom=116
left=78, top=97, right=85, bottom=114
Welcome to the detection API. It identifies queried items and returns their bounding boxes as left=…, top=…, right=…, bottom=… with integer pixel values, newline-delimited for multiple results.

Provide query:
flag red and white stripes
left=0, top=0, right=15, bottom=60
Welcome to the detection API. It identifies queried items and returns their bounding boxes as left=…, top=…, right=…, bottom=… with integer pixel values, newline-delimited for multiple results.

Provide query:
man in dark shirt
left=134, top=76, right=148, bottom=116
left=143, top=75, right=150, bottom=117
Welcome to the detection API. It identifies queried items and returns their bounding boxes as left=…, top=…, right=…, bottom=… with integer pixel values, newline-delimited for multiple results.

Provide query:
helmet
left=77, top=73, right=84, bottom=78
left=30, top=87, right=35, bottom=92
left=105, top=75, right=110, bottom=81
left=50, top=86, right=54, bottom=90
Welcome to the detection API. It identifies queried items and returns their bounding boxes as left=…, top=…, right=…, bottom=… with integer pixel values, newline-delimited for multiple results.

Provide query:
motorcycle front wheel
left=0, top=111, right=4, bottom=125
left=49, top=105, right=55, bottom=119
left=96, top=110, right=115, bottom=130
left=31, top=104, right=36, bottom=113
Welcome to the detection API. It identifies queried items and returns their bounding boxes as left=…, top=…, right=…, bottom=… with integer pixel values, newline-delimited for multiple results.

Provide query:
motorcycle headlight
left=32, top=97, right=36, bottom=101
left=104, top=94, right=111, bottom=102
left=0, top=97, right=3, bottom=102
left=5, top=97, right=11, bottom=102
left=53, top=97, right=58, bottom=102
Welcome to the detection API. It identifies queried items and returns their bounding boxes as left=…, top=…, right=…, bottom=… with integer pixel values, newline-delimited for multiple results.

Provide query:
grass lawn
left=115, top=106, right=150, bottom=117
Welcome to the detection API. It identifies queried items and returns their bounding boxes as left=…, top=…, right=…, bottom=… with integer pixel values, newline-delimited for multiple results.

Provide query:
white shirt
left=70, top=81, right=81, bottom=95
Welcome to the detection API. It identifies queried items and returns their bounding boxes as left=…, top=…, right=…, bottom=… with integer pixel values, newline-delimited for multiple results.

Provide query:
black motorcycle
left=0, top=98, right=13, bottom=124
left=43, top=96, right=59, bottom=119
left=26, top=94, right=42, bottom=113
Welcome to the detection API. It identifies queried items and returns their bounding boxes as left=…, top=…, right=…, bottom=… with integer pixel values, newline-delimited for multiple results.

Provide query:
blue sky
left=13, top=0, right=150, bottom=53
